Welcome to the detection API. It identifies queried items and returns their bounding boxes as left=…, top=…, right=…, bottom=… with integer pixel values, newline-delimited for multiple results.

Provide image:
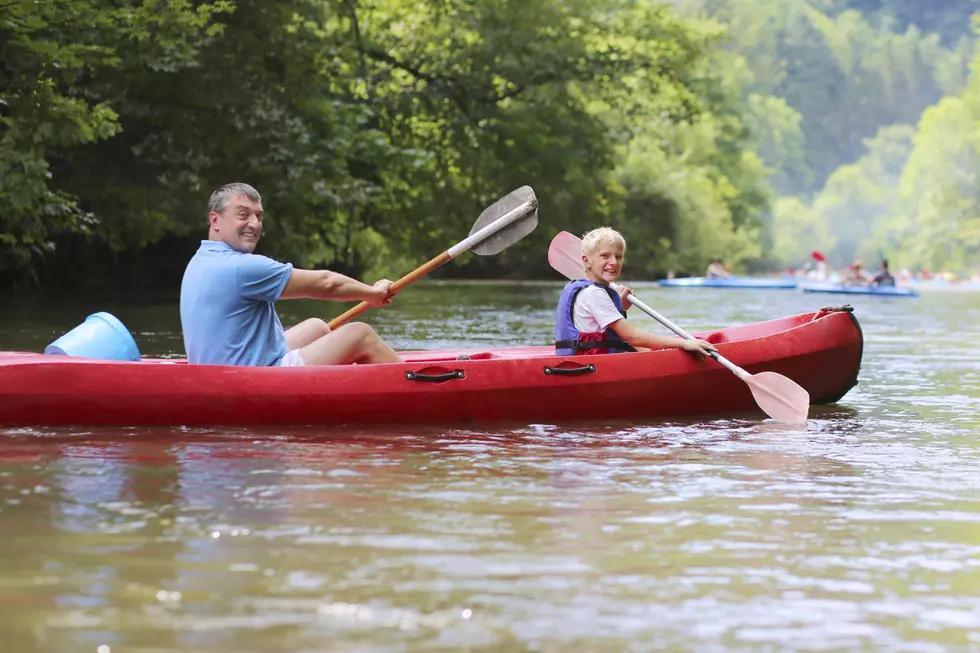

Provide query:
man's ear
left=208, top=211, right=220, bottom=231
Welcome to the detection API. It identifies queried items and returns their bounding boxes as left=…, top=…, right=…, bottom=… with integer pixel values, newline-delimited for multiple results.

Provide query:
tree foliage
left=2, top=0, right=774, bottom=287
left=0, top=0, right=232, bottom=279
left=831, top=0, right=980, bottom=46
left=2, top=0, right=977, bottom=289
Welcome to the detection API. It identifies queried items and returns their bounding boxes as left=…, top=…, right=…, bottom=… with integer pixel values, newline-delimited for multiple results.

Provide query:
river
left=1, top=282, right=979, bottom=652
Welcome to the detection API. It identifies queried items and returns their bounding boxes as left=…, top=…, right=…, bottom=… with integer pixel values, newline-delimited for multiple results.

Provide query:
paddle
left=547, top=231, right=810, bottom=425
left=328, top=186, right=539, bottom=329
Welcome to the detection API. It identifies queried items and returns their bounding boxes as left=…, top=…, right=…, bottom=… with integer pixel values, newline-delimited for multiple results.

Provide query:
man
left=706, top=258, right=730, bottom=279
left=180, top=183, right=402, bottom=366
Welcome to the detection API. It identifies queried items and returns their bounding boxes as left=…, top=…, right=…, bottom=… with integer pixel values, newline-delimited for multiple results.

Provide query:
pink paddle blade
left=548, top=231, right=586, bottom=281
left=745, top=372, right=810, bottom=425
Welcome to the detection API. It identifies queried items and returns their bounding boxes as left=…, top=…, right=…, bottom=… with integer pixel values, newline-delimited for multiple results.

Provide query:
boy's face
left=582, top=242, right=624, bottom=285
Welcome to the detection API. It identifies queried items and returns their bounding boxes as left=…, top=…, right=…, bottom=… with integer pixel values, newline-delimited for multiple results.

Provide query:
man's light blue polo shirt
left=180, top=241, right=293, bottom=366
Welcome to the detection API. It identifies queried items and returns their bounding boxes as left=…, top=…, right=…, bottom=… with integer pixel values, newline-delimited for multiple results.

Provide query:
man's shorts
left=277, top=350, right=306, bottom=367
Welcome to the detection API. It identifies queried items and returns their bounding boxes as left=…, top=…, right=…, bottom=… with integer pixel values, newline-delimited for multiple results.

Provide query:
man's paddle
left=329, top=186, right=539, bottom=329
left=548, top=231, right=810, bottom=425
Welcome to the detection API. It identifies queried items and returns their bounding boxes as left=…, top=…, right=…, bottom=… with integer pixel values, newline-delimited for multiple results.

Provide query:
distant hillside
left=832, top=0, right=980, bottom=45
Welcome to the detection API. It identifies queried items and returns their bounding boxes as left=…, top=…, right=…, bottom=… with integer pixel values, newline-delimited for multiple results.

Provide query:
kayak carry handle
left=405, top=370, right=465, bottom=382
left=544, top=364, right=596, bottom=377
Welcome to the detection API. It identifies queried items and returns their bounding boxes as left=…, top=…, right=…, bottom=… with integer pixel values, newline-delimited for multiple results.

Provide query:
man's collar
left=200, top=240, right=239, bottom=253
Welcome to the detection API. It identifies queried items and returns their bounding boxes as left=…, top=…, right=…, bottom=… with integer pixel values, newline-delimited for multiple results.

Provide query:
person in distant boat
left=555, top=227, right=717, bottom=358
left=706, top=257, right=731, bottom=279
left=843, top=259, right=869, bottom=285
left=806, top=260, right=829, bottom=281
left=180, top=183, right=403, bottom=367
left=871, top=259, right=896, bottom=287
left=807, top=253, right=828, bottom=281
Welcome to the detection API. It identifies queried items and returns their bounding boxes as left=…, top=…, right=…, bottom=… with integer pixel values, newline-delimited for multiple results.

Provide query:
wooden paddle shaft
left=328, top=251, right=453, bottom=329
left=327, top=197, right=535, bottom=330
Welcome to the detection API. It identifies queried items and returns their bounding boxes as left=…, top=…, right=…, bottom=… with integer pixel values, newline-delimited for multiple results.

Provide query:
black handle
left=405, top=370, right=465, bottom=382
left=544, top=364, right=596, bottom=376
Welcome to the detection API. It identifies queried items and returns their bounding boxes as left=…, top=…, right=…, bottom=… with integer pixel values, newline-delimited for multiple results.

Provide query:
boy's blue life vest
left=554, top=279, right=635, bottom=356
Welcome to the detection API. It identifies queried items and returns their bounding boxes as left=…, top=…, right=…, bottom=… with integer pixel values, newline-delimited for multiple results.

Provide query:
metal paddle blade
left=469, top=186, right=539, bottom=255
left=548, top=230, right=585, bottom=280
left=745, top=372, right=810, bottom=425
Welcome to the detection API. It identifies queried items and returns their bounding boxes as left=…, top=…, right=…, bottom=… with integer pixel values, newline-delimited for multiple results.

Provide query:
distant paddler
left=706, top=257, right=731, bottom=279
left=870, top=259, right=896, bottom=287
left=842, top=259, right=869, bottom=286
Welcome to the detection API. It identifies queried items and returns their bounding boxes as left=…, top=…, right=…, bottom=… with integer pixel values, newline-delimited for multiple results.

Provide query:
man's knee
left=298, top=317, right=330, bottom=340
left=291, top=317, right=330, bottom=336
left=307, top=318, right=330, bottom=337
left=345, top=321, right=379, bottom=343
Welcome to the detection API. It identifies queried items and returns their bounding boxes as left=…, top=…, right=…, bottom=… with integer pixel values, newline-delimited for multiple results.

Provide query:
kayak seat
left=414, top=352, right=499, bottom=363
left=702, top=331, right=729, bottom=345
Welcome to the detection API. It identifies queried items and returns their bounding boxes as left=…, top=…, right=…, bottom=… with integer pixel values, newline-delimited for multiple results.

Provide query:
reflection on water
left=1, top=284, right=980, bottom=651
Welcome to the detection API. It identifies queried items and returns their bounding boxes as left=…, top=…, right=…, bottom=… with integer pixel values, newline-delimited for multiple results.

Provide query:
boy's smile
left=583, top=244, right=624, bottom=285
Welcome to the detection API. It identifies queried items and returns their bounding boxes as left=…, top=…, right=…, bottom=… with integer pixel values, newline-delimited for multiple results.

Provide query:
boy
left=555, top=227, right=717, bottom=358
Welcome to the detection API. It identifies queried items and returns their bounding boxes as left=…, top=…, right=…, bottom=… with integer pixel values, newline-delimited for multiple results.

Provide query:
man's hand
left=615, top=284, right=633, bottom=311
left=369, top=279, right=396, bottom=307
left=680, top=338, right=717, bottom=359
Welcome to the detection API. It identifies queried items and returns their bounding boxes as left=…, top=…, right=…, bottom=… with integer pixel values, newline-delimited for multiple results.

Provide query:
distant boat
left=658, top=276, right=798, bottom=290
left=801, top=283, right=918, bottom=298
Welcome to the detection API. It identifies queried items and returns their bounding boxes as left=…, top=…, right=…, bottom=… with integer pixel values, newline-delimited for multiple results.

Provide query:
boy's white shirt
left=573, top=285, right=624, bottom=332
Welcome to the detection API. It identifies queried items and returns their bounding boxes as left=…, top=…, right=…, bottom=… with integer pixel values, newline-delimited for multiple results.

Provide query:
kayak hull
left=0, top=309, right=863, bottom=427
left=659, top=277, right=798, bottom=289
left=802, top=283, right=918, bottom=297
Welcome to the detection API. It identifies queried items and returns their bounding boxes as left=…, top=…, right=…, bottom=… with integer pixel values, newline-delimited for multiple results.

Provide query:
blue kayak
left=801, top=283, right=919, bottom=297
left=658, top=276, right=798, bottom=290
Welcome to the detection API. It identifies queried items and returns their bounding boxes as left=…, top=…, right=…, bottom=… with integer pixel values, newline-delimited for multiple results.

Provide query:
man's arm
left=608, top=319, right=716, bottom=357
left=280, top=269, right=391, bottom=307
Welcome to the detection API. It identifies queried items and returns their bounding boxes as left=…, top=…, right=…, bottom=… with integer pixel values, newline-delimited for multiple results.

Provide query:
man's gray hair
left=208, top=183, right=262, bottom=216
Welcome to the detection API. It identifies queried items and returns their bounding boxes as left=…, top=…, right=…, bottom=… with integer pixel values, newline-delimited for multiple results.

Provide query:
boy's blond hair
left=581, top=227, right=626, bottom=257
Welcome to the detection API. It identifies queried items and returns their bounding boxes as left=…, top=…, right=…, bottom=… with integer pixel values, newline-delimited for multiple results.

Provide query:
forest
left=2, top=0, right=978, bottom=291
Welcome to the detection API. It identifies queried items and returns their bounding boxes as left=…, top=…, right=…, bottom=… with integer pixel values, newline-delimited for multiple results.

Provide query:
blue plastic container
left=44, top=312, right=141, bottom=361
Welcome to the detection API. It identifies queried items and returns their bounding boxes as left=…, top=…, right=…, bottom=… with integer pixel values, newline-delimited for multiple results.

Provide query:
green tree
left=877, top=96, right=980, bottom=271
left=0, top=0, right=232, bottom=284
left=770, top=124, right=914, bottom=268
left=5, top=0, right=766, bottom=287
left=675, top=0, right=968, bottom=194
left=832, top=0, right=980, bottom=45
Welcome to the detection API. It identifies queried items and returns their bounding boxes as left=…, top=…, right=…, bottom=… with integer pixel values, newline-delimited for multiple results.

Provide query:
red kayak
left=0, top=308, right=862, bottom=427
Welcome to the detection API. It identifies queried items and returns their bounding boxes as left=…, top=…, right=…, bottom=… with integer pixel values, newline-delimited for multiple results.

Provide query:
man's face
left=582, top=243, right=623, bottom=285
left=209, top=194, right=264, bottom=253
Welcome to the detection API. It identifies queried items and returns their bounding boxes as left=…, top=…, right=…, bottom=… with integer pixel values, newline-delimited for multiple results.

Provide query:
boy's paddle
left=329, top=186, right=539, bottom=329
left=547, top=231, right=810, bottom=425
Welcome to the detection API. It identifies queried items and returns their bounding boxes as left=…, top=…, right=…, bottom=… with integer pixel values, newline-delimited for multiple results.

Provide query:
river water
left=1, top=283, right=979, bottom=652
